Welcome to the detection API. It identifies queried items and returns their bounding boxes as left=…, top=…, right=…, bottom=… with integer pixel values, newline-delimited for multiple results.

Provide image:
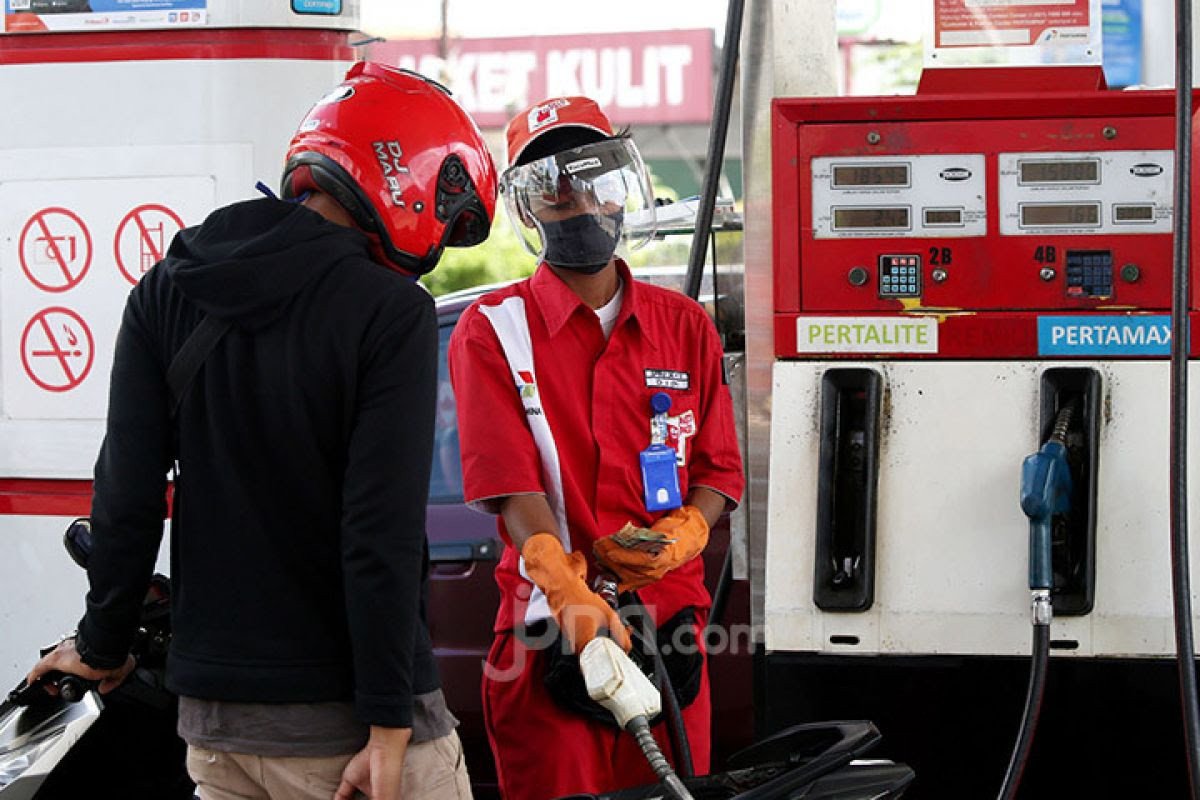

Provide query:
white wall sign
left=0, top=143, right=251, bottom=479
left=926, top=0, right=1103, bottom=68
left=1, top=174, right=214, bottom=421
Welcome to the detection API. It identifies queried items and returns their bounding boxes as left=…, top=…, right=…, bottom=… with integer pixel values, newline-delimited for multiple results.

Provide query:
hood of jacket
left=163, top=197, right=375, bottom=328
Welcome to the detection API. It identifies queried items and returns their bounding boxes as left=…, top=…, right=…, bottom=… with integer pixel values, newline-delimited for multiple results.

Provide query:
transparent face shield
left=500, top=137, right=656, bottom=271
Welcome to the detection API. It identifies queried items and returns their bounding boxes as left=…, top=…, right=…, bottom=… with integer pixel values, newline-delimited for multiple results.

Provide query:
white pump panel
left=765, top=359, right=1200, bottom=659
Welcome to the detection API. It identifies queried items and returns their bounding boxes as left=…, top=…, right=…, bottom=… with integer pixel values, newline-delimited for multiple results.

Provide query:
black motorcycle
left=556, top=720, right=913, bottom=800
left=0, top=519, right=192, bottom=799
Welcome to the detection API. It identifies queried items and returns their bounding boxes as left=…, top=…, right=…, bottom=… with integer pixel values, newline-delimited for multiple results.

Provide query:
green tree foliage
left=421, top=215, right=536, bottom=297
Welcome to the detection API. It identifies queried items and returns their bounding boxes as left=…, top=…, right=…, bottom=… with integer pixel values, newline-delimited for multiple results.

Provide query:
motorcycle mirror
left=63, top=518, right=93, bottom=570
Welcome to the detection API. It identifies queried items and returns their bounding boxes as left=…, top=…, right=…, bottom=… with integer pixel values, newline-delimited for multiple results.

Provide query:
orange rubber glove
left=593, top=505, right=710, bottom=592
left=521, top=532, right=631, bottom=653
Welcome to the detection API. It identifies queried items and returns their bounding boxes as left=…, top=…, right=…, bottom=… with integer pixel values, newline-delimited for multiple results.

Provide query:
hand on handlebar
left=26, top=638, right=135, bottom=696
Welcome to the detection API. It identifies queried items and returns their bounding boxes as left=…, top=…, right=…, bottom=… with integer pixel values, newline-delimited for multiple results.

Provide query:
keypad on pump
left=878, top=254, right=922, bottom=298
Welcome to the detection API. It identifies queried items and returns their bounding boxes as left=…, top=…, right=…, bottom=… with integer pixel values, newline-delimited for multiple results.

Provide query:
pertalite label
left=1038, top=315, right=1173, bottom=356
left=796, top=317, right=938, bottom=354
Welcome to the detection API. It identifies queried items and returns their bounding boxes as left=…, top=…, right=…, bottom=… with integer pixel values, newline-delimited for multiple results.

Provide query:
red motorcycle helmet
left=281, top=61, right=497, bottom=275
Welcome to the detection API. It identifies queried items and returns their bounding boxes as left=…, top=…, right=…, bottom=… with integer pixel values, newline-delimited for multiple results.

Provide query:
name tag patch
left=645, top=369, right=690, bottom=390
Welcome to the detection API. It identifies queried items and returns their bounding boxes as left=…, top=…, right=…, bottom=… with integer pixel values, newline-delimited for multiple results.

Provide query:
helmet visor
left=500, top=137, right=656, bottom=268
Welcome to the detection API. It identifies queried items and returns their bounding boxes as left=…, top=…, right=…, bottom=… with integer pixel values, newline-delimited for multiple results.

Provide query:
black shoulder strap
left=167, top=315, right=232, bottom=416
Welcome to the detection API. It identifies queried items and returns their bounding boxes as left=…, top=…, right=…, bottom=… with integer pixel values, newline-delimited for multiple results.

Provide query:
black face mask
left=541, top=211, right=624, bottom=273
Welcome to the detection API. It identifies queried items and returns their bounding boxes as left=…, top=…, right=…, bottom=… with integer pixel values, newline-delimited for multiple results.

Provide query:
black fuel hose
left=627, top=715, right=695, bottom=800
left=997, top=621, right=1050, bottom=800
left=629, top=591, right=695, bottom=779
left=1171, top=0, right=1200, bottom=794
left=684, top=0, right=748, bottom=686
left=683, top=0, right=745, bottom=303
left=648, top=623, right=695, bottom=779
left=707, top=545, right=735, bottom=637
left=1000, top=403, right=1075, bottom=799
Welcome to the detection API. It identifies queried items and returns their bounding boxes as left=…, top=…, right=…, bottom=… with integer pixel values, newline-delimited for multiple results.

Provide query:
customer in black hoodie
left=27, top=63, right=497, bottom=800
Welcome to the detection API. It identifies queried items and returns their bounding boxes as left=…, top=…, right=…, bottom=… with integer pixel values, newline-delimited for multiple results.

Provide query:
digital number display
left=832, top=164, right=910, bottom=188
left=833, top=207, right=910, bottom=229
left=1020, top=203, right=1101, bottom=227
left=924, top=209, right=963, bottom=225
left=1019, top=159, right=1100, bottom=184
left=1114, top=204, right=1154, bottom=222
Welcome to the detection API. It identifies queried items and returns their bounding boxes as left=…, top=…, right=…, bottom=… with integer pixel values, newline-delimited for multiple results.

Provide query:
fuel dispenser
left=760, top=66, right=1199, bottom=795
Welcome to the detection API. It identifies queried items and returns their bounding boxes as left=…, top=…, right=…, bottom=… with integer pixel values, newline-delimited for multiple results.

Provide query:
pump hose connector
left=627, top=715, right=695, bottom=800
left=1031, top=588, right=1053, bottom=627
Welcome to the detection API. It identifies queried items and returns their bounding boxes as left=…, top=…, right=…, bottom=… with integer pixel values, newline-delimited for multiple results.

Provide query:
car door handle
left=430, top=539, right=502, bottom=575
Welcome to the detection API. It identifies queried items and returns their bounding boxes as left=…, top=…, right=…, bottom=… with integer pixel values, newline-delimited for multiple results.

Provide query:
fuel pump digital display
left=999, top=150, right=1173, bottom=236
left=1019, top=159, right=1100, bottom=184
left=832, top=207, right=911, bottom=230
left=1020, top=202, right=1101, bottom=228
left=1113, top=204, right=1155, bottom=223
left=924, top=208, right=964, bottom=226
left=832, top=164, right=910, bottom=188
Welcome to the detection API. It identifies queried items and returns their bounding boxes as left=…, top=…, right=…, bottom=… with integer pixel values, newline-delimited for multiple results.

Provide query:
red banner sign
left=367, top=29, right=714, bottom=129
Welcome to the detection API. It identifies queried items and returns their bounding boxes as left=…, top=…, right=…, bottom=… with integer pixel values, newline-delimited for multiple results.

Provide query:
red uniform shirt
left=449, top=261, right=744, bottom=632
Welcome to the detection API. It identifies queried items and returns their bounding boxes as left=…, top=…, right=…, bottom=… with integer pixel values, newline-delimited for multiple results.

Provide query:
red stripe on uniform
left=0, top=28, right=355, bottom=65
left=0, top=479, right=92, bottom=516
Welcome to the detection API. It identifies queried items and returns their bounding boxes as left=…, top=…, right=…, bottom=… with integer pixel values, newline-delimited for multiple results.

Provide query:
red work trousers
left=482, top=626, right=711, bottom=800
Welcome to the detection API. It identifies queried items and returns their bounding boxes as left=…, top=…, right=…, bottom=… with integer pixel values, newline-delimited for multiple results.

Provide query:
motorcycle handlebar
left=7, top=671, right=98, bottom=707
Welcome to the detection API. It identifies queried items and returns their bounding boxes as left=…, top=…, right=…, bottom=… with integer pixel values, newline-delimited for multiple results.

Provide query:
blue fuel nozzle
left=1019, top=440, right=1072, bottom=591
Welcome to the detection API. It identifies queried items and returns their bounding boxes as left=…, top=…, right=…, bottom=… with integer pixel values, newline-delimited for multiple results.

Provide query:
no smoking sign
left=20, top=307, right=95, bottom=393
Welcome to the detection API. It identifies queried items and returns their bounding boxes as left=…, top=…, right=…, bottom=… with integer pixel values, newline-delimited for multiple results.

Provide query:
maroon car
left=426, top=280, right=753, bottom=797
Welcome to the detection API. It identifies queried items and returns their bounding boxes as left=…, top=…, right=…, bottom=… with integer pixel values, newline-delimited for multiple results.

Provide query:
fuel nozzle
left=580, top=637, right=694, bottom=800
left=1019, top=403, right=1076, bottom=622
left=584, top=570, right=694, bottom=799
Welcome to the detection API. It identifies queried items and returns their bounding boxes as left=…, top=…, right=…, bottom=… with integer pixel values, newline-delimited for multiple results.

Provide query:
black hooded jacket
left=76, top=197, right=439, bottom=728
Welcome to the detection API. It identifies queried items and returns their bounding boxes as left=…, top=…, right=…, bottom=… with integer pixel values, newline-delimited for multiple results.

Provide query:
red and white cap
left=505, top=96, right=615, bottom=167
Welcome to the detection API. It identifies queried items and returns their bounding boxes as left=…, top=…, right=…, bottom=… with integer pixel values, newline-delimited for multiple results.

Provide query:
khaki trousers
left=186, top=730, right=471, bottom=800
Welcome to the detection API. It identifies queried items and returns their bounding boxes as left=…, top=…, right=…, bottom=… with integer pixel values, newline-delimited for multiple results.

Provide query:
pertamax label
left=1038, top=315, right=1173, bottom=356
